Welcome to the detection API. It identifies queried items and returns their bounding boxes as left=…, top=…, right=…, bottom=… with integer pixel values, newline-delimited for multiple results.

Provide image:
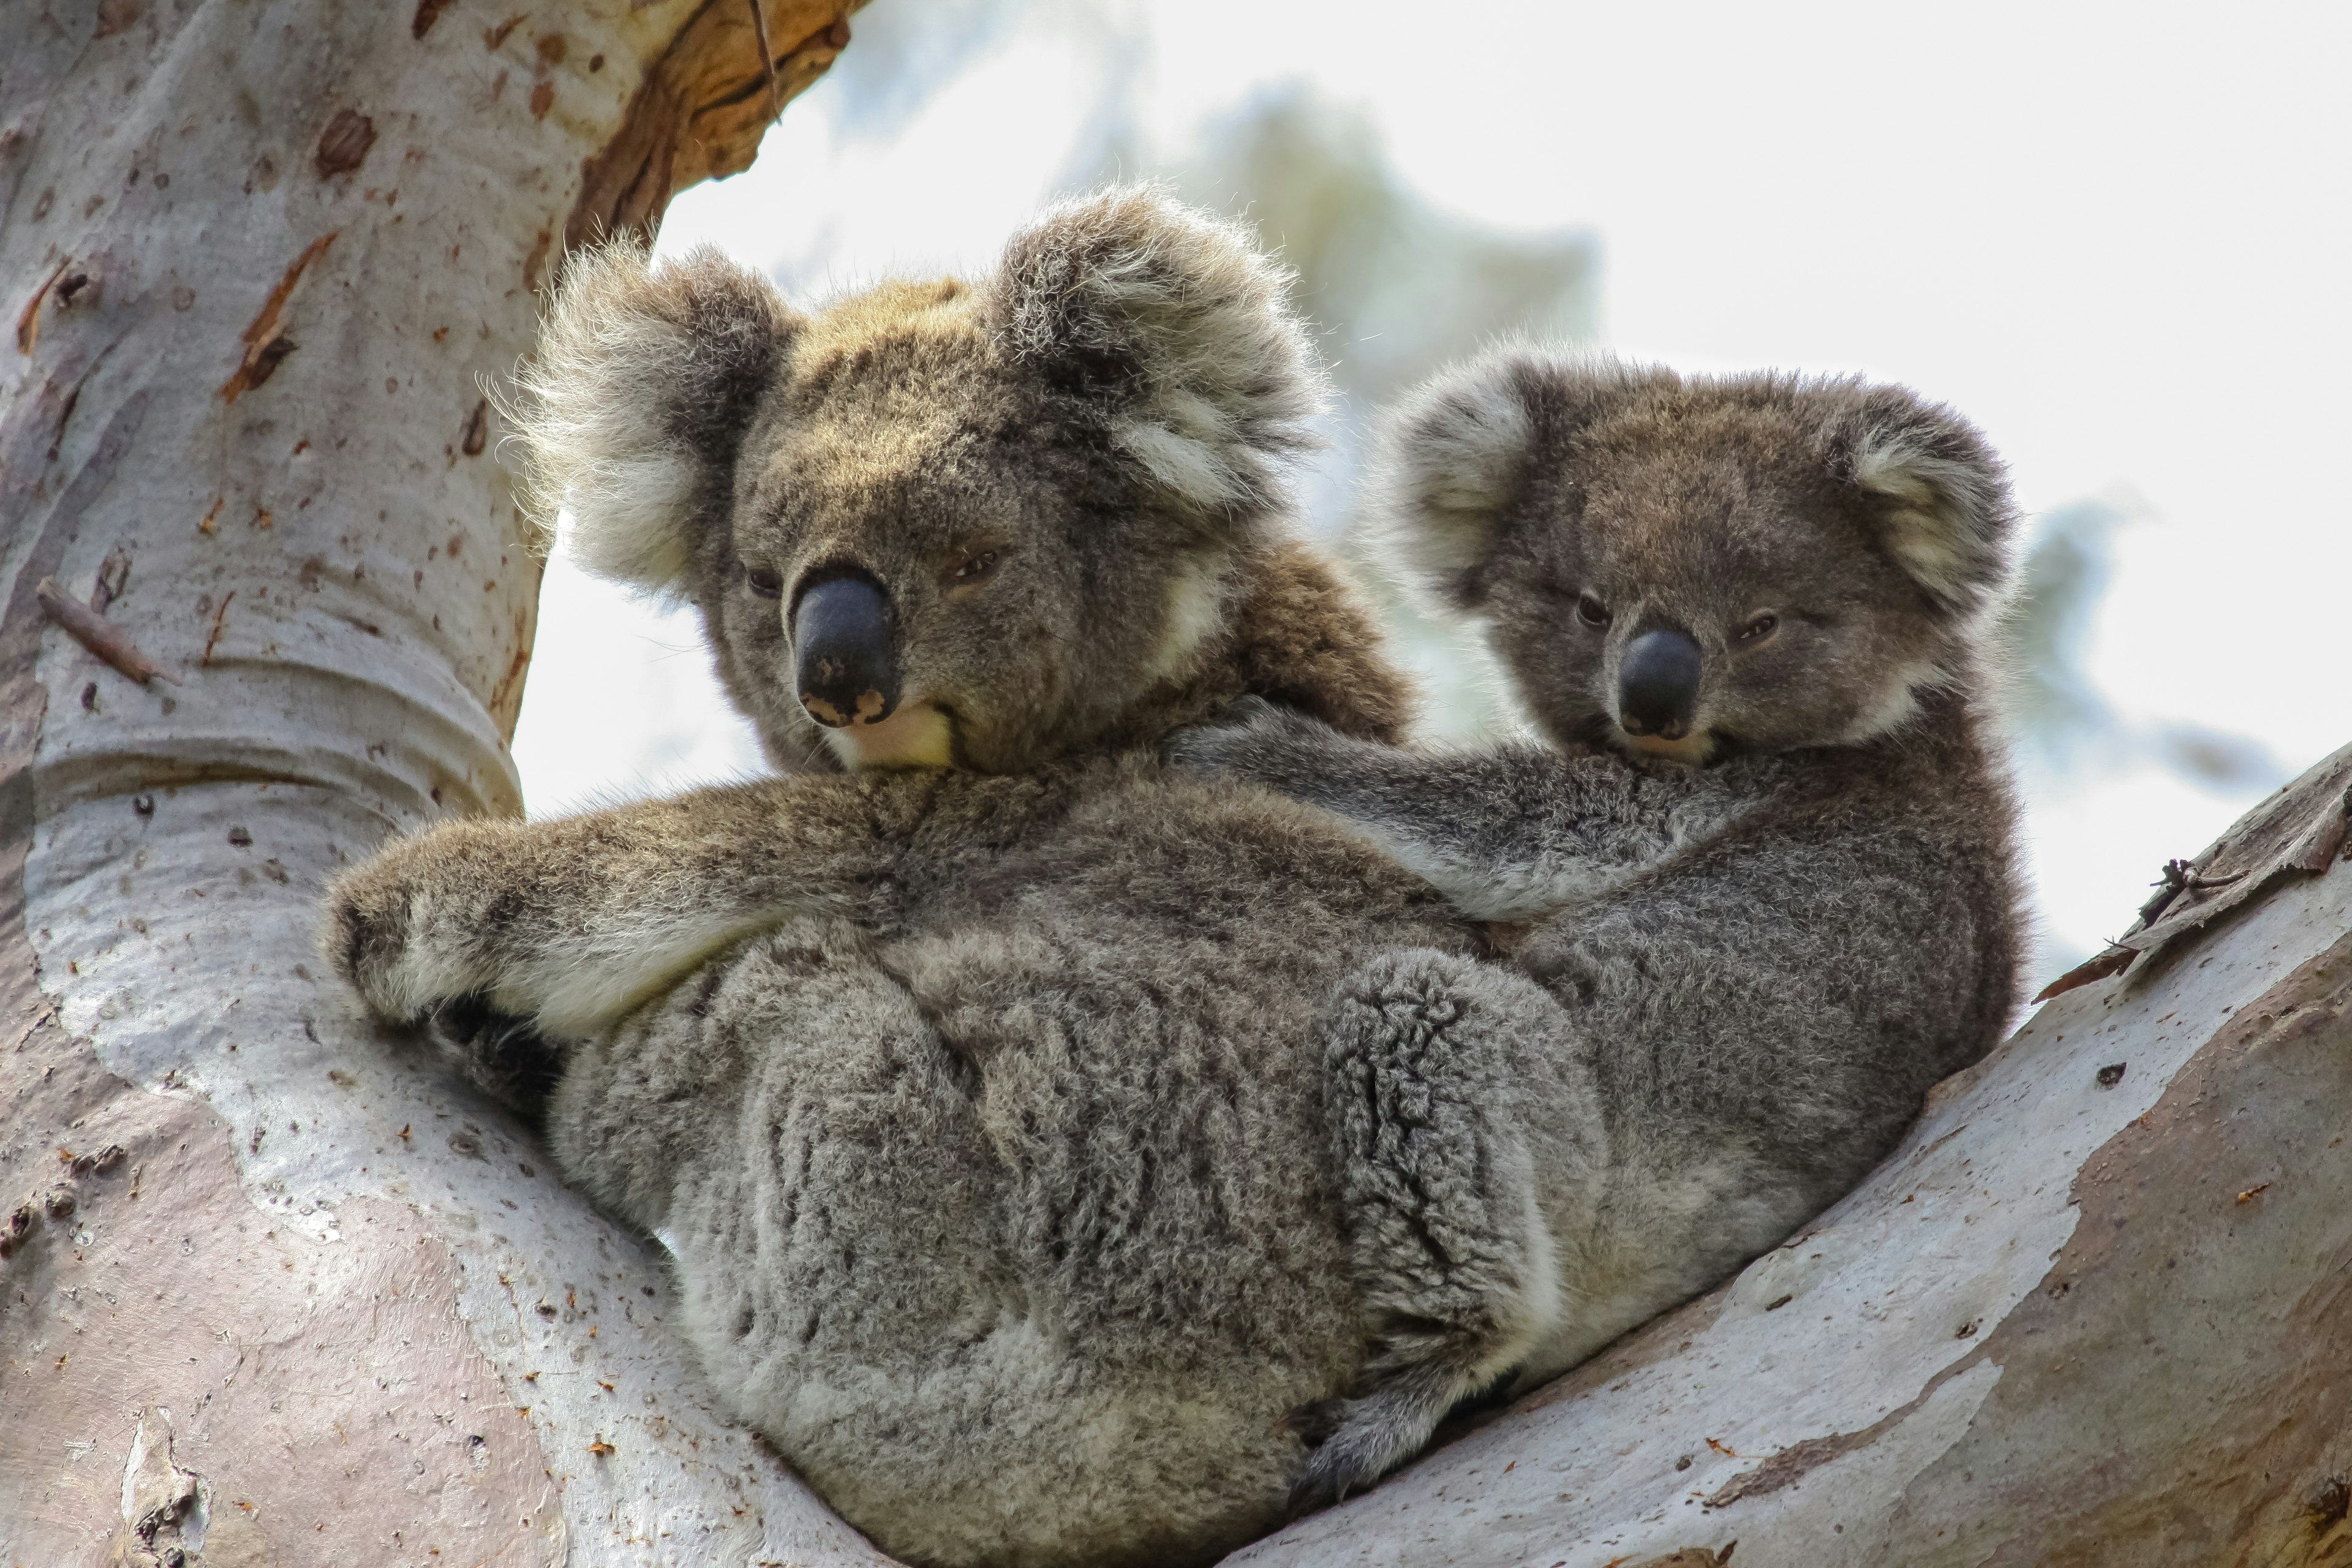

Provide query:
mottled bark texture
left=1234, top=744, right=2352, bottom=1567
left=0, top=4, right=876, bottom=1564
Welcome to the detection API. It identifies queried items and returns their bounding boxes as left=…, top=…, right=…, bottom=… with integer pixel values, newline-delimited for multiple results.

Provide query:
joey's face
left=701, top=280, right=1232, bottom=775
left=1483, top=422, right=1951, bottom=764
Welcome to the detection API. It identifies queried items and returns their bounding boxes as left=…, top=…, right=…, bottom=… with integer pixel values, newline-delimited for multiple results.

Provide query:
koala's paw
left=1285, top=1355, right=1520, bottom=1515
left=420, top=995, right=566, bottom=1119
left=323, top=864, right=420, bottom=1021
left=1284, top=1389, right=1433, bottom=1515
left=1161, top=695, right=1317, bottom=785
left=322, top=848, right=479, bottom=1024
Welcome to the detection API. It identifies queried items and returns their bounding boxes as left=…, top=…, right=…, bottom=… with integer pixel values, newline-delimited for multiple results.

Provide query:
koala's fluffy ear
left=1834, top=391, right=2019, bottom=618
left=502, top=240, right=797, bottom=593
left=992, top=186, right=1323, bottom=523
left=1361, top=349, right=1544, bottom=608
left=1364, top=349, right=1654, bottom=609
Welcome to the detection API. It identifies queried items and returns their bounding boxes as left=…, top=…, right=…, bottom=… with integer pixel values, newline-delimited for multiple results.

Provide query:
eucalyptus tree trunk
left=0, top=4, right=879, bottom=1564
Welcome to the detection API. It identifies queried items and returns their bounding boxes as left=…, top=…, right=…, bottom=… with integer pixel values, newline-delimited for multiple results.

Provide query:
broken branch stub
left=2036, top=737, right=2352, bottom=1001
left=35, top=576, right=175, bottom=685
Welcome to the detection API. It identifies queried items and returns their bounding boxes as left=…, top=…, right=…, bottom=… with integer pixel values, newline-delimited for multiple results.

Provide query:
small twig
left=2137, top=857, right=2248, bottom=928
left=2138, top=861, right=2189, bottom=927
left=746, top=0, right=783, bottom=126
left=36, top=576, right=178, bottom=685
left=202, top=589, right=236, bottom=666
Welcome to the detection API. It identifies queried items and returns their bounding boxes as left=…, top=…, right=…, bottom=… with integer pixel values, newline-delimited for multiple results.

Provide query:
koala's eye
left=951, top=550, right=1000, bottom=584
left=1575, top=593, right=1612, bottom=628
left=743, top=564, right=784, bottom=598
left=1738, top=611, right=1780, bottom=643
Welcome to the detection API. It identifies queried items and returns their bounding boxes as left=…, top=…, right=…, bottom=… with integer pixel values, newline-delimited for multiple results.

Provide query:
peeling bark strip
left=217, top=230, right=337, bottom=401
left=15, top=255, right=70, bottom=354
left=566, top=0, right=859, bottom=254
left=2035, top=745, right=2352, bottom=1001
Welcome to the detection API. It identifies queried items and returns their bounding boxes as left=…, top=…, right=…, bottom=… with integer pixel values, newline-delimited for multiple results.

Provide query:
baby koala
left=1171, top=351, right=2027, bottom=1503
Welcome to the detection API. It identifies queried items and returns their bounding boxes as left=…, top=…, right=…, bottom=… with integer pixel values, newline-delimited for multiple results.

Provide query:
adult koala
left=1171, top=353, right=2029, bottom=1502
left=325, top=190, right=1549, bottom=1567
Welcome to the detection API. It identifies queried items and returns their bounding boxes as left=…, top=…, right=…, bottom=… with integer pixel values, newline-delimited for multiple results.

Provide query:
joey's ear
left=1362, top=350, right=1540, bottom=608
left=1833, top=391, right=2019, bottom=618
left=992, top=185, right=1323, bottom=522
left=501, top=240, right=797, bottom=593
left=1363, top=349, right=1659, bottom=609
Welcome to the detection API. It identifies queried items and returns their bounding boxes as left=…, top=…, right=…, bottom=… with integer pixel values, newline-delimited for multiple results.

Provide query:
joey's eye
left=1575, top=593, right=1611, bottom=628
left=1738, top=611, right=1780, bottom=643
left=744, top=564, right=784, bottom=598
left=951, top=550, right=1000, bottom=584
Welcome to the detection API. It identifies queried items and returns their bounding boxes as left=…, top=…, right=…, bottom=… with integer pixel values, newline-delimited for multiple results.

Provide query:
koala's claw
left=1284, top=1392, right=1425, bottom=1516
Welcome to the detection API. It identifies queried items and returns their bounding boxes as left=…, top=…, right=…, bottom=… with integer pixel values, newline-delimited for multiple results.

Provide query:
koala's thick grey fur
left=1169, top=352, right=2028, bottom=1501
left=328, top=189, right=1496, bottom=1568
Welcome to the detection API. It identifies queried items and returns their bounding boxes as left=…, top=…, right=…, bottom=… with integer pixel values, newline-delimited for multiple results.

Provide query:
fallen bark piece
left=35, top=575, right=178, bottom=685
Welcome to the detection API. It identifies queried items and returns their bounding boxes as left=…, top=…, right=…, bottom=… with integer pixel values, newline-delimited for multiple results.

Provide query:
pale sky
left=513, top=0, right=2352, bottom=982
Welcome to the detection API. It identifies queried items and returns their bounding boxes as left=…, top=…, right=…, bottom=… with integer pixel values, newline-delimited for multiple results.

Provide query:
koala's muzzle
left=1617, top=625, right=1703, bottom=741
left=793, top=571, right=902, bottom=729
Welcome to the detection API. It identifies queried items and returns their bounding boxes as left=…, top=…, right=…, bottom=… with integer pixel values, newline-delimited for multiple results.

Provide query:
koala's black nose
left=792, top=572, right=901, bottom=729
left=1617, top=625, right=1703, bottom=741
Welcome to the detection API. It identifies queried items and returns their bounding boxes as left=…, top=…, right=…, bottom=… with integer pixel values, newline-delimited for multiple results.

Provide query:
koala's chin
left=1615, top=726, right=1717, bottom=766
left=818, top=700, right=956, bottom=771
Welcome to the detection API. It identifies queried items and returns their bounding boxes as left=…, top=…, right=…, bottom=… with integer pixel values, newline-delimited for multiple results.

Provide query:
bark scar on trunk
left=219, top=231, right=339, bottom=402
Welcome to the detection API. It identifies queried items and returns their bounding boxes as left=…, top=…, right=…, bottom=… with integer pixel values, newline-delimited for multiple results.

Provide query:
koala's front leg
left=1172, top=703, right=1708, bottom=921
left=325, top=776, right=907, bottom=1038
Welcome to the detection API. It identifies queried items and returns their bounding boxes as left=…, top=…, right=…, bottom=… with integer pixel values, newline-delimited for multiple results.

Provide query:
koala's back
left=558, top=759, right=1475, bottom=1568
left=896, top=760, right=1476, bottom=1332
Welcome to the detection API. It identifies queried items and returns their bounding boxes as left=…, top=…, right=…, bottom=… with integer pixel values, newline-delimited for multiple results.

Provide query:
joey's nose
left=1617, top=626, right=1703, bottom=741
left=793, top=573, right=901, bottom=729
